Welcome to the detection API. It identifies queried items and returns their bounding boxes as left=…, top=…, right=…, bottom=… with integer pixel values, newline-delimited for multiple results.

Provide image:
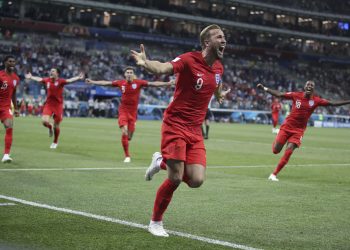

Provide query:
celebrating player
left=0, top=55, right=20, bottom=163
left=131, top=24, right=230, bottom=237
left=25, top=69, right=84, bottom=149
left=257, top=81, right=350, bottom=181
left=86, top=66, right=174, bottom=163
left=271, top=98, right=282, bottom=134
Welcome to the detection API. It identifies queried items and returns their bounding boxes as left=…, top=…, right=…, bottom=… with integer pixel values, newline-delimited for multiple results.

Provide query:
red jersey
left=112, top=79, right=148, bottom=111
left=271, top=102, right=281, bottom=114
left=166, top=51, right=223, bottom=128
left=281, top=92, right=329, bottom=132
left=41, top=77, right=68, bottom=106
left=0, top=70, right=19, bottom=110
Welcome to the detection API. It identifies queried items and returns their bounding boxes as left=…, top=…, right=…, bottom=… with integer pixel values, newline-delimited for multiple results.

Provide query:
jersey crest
left=132, top=83, right=137, bottom=89
left=13, top=80, right=17, bottom=87
left=215, top=73, right=221, bottom=85
left=309, top=100, right=314, bottom=107
left=54, top=81, right=59, bottom=86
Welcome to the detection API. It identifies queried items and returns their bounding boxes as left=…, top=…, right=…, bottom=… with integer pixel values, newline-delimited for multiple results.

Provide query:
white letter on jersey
left=296, top=100, right=301, bottom=109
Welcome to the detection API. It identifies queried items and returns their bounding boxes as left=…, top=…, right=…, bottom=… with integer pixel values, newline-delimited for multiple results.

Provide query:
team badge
left=132, top=83, right=137, bottom=89
left=54, top=81, right=59, bottom=86
left=215, top=73, right=221, bottom=85
left=47, top=82, right=50, bottom=88
left=309, top=100, right=314, bottom=107
left=13, top=80, right=17, bottom=87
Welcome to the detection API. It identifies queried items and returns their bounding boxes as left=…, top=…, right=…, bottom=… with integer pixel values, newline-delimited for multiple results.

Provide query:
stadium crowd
left=0, top=31, right=349, bottom=118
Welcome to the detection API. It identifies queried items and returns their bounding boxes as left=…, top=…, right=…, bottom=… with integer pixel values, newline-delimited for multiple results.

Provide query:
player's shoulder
left=173, top=51, right=199, bottom=61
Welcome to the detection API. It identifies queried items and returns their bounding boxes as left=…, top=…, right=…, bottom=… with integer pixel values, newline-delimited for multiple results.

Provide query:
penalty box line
left=0, top=194, right=261, bottom=250
left=0, top=163, right=350, bottom=172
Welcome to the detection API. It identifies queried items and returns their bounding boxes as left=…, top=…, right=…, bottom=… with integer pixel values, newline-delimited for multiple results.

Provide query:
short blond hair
left=199, top=24, right=222, bottom=49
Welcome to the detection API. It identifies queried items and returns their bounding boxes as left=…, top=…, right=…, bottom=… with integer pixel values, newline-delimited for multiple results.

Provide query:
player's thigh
left=288, top=132, right=303, bottom=148
left=118, top=111, right=128, bottom=128
left=0, top=109, right=13, bottom=128
left=161, top=124, right=187, bottom=163
left=128, top=117, right=136, bottom=133
left=273, top=129, right=289, bottom=151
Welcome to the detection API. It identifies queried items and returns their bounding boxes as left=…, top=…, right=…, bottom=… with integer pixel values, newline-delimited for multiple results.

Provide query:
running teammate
left=25, top=69, right=84, bottom=149
left=271, top=98, right=282, bottom=133
left=131, top=24, right=230, bottom=237
left=0, top=55, right=20, bottom=163
left=257, top=81, right=350, bottom=181
left=86, top=66, right=174, bottom=163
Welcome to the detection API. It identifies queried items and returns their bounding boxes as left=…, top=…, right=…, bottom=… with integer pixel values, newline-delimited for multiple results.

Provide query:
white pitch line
left=0, top=163, right=349, bottom=172
left=0, top=195, right=261, bottom=250
left=0, top=202, right=16, bottom=206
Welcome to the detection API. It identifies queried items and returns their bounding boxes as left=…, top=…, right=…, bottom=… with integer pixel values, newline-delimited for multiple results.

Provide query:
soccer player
left=85, top=66, right=174, bottom=163
left=0, top=55, right=20, bottom=163
left=271, top=98, right=282, bottom=134
left=131, top=24, right=230, bottom=237
left=25, top=69, right=84, bottom=149
left=257, top=81, right=350, bottom=181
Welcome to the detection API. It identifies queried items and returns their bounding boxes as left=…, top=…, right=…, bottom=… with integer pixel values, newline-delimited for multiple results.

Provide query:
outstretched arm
left=148, top=79, right=175, bottom=87
left=85, top=78, right=113, bottom=86
left=257, top=83, right=285, bottom=98
left=25, top=72, right=43, bottom=82
left=214, top=84, right=231, bottom=104
left=131, top=44, right=173, bottom=75
left=327, top=100, right=350, bottom=106
left=66, top=72, right=84, bottom=83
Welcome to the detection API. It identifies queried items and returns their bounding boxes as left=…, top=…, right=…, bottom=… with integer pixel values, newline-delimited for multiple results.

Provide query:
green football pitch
left=0, top=117, right=349, bottom=250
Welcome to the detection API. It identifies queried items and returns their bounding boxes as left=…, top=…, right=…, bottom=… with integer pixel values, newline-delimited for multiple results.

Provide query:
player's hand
left=217, top=88, right=231, bottom=104
left=78, top=72, right=85, bottom=80
left=85, top=78, right=92, bottom=84
left=257, top=83, right=265, bottom=90
left=169, top=79, right=176, bottom=85
left=130, top=44, right=147, bottom=67
left=25, top=73, right=32, bottom=79
left=14, top=109, right=20, bottom=117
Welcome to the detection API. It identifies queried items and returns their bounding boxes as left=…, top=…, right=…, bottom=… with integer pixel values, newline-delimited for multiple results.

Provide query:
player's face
left=304, top=81, right=315, bottom=95
left=124, top=69, right=134, bottom=82
left=49, top=69, right=59, bottom=79
left=207, top=29, right=226, bottom=59
left=4, top=58, right=16, bottom=72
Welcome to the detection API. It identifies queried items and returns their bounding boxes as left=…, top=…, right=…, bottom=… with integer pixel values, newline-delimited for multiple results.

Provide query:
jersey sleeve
left=60, top=78, right=68, bottom=86
left=138, top=79, right=148, bottom=87
left=317, top=97, right=330, bottom=106
left=169, top=53, right=189, bottom=74
left=283, top=92, right=296, bottom=100
left=112, top=80, right=121, bottom=87
left=40, top=77, right=48, bottom=84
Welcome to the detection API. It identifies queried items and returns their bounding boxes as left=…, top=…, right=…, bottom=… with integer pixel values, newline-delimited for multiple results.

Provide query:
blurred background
left=0, top=0, right=349, bottom=126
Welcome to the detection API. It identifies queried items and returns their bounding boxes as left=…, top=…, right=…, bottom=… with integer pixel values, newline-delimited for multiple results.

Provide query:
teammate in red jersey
left=0, top=55, right=20, bottom=163
left=25, top=69, right=84, bottom=149
left=258, top=81, right=350, bottom=181
left=131, top=24, right=230, bottom=237
left=271, top=98, right=282, bottom=134
left=86, top=66, right=174, bottom=163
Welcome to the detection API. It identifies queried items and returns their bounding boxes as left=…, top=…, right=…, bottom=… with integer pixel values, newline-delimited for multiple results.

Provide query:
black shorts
left=205, top=108, right=212, bottom=120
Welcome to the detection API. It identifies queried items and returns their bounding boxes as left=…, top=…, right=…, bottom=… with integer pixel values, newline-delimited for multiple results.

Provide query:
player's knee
left=187, top=178, right=204, bottom=188
left=272, top=147, right=280, bottom=154
left=169, top=176, right=182, bottom=186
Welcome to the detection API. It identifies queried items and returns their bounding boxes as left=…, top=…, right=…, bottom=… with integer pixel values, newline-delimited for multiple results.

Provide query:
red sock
left=160, top=159, right=167, bottom=170
left=152, top=179, right=179, bottom=221
left=273, top=148, right=293, bottom=175
left=54, top=127, right=60, bottom=143
left=121, top=134, right=130, bottom=157
left=43, top=121, right=52, bottom=130
left=4, top=128, right=13, bottom=154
